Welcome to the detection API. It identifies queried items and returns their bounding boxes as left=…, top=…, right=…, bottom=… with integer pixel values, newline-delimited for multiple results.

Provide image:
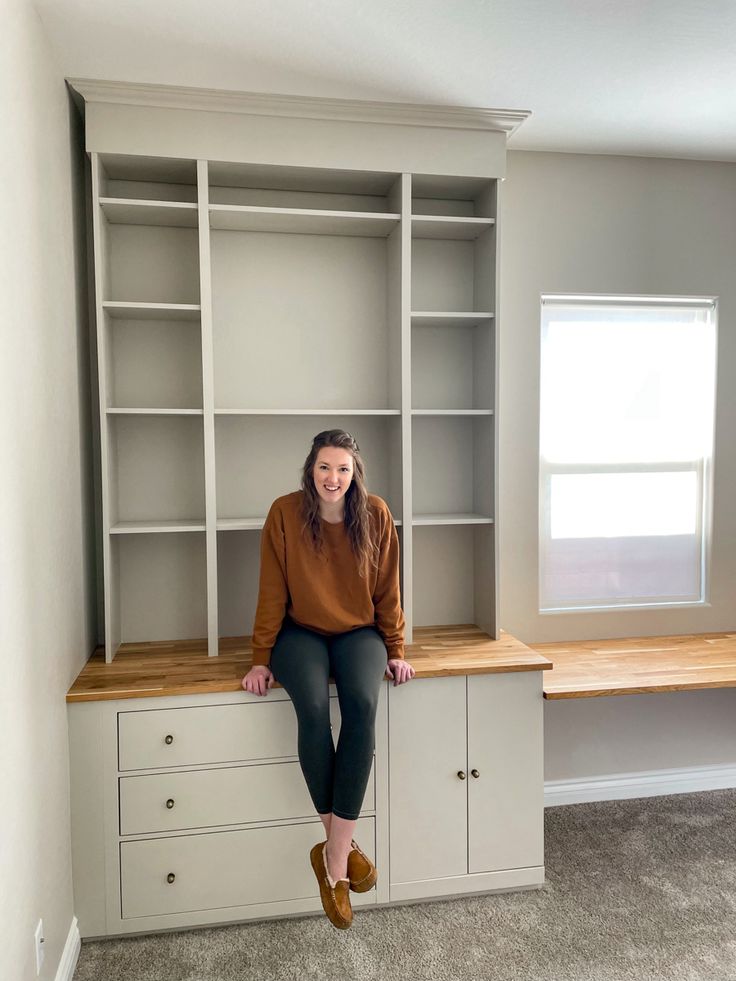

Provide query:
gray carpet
left=73, top=789, right=736, bottom=981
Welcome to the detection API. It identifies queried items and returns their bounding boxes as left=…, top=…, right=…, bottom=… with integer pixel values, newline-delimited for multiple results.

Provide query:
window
left=539, top=295, right=717, bottom=612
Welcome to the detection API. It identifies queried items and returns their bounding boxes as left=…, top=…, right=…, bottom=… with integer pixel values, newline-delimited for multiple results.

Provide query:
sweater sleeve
left=372, top=505, right=406, bottom=660
left=251, top=501, right=289, bottom=666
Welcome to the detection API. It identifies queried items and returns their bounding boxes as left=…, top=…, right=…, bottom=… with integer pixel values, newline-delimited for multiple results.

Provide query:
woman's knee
left=293, top=691, right=331, bottom=730
left=337, top=686, right=379, bottom=728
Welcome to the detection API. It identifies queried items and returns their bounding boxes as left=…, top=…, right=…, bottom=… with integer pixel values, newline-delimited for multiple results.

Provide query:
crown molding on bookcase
left=66, top=77, right=531, bottom=135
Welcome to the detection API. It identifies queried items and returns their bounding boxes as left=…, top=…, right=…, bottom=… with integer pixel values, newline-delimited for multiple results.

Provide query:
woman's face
left=312, top=446, right=354, bottom=508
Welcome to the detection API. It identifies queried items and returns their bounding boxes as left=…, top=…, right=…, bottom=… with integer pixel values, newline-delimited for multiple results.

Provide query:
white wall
left=500, top=150, right=736, bottom=782
left=0, top=2, right=96, bottom=978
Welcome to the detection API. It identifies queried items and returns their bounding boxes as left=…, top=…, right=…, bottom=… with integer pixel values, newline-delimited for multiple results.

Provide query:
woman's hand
left=385, top=658, right=415, bottom=686
left=242, top=665, right=275, bottom=697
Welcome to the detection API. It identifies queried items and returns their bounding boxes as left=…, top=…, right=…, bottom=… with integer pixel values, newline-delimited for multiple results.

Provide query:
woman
left=241, top=429, right=415, bottom=929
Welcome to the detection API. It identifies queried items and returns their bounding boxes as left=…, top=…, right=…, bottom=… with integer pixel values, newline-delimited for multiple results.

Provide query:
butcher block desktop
left=535, top=631, right=736, bottom=699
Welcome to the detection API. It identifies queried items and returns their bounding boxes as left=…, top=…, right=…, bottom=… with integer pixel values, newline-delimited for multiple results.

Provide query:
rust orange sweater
left=251, top=491, right=405, bottom=666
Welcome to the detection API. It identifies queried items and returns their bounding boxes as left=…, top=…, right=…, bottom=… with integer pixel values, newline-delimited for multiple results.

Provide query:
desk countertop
left=536, top=632, right=736, bottom=699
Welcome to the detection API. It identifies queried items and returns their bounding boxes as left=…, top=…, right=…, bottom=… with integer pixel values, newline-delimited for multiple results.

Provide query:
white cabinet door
left=388, top=676, right=467, bottom=884
left=467, top=671, right=544, bottom=873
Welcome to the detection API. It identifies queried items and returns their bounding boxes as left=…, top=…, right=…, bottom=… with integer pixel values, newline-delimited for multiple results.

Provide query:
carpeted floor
left=73, top=789, right=736, bottom=981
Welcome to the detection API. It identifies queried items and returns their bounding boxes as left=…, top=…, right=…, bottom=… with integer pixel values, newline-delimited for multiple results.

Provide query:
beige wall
left=500, top=150, right=736, bottom=780
left=0, top=2, right=95, bottom=978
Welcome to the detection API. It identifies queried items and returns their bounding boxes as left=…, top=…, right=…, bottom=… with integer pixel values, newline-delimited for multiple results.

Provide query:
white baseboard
left=55, top=917, right=80, bottom=981
left=544, top=762, right=736, bottom=806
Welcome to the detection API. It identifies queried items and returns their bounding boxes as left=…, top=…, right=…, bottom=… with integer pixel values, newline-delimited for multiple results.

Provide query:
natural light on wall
left=539, top=295, right=717, bottom=612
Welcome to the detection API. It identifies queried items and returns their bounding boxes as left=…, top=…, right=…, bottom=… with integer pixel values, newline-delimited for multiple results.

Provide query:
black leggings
left=269, top=617, right=388, bottom=821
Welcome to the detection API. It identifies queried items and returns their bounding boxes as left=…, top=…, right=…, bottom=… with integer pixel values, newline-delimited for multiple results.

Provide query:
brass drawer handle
left=457, top=771, right=466, bottom=780
left=164, top=735, right=174, bottom=745
left=471, top=769, right=480, bottom=778
left=166, top=798, right=175, bottom=809
left=166, top=873, right=176, bottom=884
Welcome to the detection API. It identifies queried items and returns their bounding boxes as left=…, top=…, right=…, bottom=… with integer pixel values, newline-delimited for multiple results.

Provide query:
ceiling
left=36, top=0, right=736, bottom=162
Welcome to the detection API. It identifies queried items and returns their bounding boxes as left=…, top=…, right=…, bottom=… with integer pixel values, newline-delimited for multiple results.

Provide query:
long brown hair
left=300, top=429, right=380, bottom=579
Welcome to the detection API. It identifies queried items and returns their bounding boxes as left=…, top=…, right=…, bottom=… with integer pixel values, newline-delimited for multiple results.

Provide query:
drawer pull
left=166, top=798, right=175, bottom=809
left=164, top=734, right=174, bottom=745
left=457, top=770, right=466, bottom=780
left=166, top=873, right=176, bottom=884
left=471, top=769, right=480, bottom=779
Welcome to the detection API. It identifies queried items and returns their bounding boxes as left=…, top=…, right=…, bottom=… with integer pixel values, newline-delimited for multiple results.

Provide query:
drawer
left=120, top=759, right=376, bottom=834
left=120, top=816, right=375, bottom=918
left=118, top=698, right=343, bottom=771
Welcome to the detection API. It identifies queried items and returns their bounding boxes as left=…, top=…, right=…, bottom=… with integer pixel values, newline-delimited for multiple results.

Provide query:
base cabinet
left=388, top=672, right=544, bottom=900
left=69, top=670, right=544, bottom=936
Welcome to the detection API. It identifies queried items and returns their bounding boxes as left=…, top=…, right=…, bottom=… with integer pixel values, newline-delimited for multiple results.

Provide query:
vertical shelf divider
left=491, top=180, right=501, bottom=638
left=197, top=159, right=220, bottom=656
left=399, top=173, right=413, bottom=644
left=90, top=152, right=119, bottom=663
left=471, top=182, right=498, bottom=639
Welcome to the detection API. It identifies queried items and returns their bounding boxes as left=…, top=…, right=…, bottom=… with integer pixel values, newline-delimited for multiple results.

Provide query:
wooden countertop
left=67, top=626, right=552, bottom=703
left=536, top=632, right=736, bottom=699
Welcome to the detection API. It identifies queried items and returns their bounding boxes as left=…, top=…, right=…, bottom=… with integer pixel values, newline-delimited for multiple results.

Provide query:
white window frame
left=538, top=293, right=718, bottom=614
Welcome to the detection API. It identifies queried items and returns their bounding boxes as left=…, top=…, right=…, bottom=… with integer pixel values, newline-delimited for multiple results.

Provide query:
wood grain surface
left=66, top=626, right=551, bottom=702
left=536, top=632, right=736, bottom=699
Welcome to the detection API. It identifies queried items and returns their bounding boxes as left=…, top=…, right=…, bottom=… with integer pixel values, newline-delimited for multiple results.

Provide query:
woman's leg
left=326, top=626, right=387, bottom=877
left=269, top=622, right=334, bottom=819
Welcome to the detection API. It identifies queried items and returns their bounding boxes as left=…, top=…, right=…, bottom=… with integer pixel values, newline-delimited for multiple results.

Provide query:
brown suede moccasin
left=310, top=841, right=353, bottom=929
left=347, top=839, right=378, bottom=893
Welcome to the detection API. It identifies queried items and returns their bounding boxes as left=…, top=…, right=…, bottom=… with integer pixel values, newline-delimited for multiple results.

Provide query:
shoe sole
left=350, top=867, right=378, bottom=892
left=349, top=843, right=378, bottom=893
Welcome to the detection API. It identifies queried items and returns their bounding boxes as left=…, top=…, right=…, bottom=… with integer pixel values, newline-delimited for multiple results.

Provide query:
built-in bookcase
left=91, top=154, right=499, bottom=660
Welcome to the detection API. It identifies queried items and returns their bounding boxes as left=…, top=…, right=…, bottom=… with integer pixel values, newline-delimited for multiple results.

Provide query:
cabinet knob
left=166, top=798, right=175, bottom=809
left=164, top=734, right=174, bottom=745
left=471, top=769, right=480, bottom=779
left=166, top=873, right=176, bottom=884
left=457, top=770, right=466, bottom=780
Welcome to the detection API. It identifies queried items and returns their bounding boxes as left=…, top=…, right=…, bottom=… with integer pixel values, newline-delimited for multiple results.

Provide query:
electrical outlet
left=34, top=919, right=45, bottom=975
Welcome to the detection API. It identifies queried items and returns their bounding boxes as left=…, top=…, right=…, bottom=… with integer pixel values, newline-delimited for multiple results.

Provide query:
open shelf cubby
left=412, top=414, right=494, bottom=522
left=91, top=153, right=499, bottom=659
left=411, top=229, right=495, bottom=313
left=98, top=153, right=199, bottom=201
left=107, top=414, right=205, bottom=528
left=112, top=532, right=208, bottom=646
left=411, top=174, right=497, bottom=218
left=215, top=413, right=403, bottom=527
left=412, top=523, right=495, bottom=632
left=208, top=162, right=400, bottom=211
left=216, top=524, right=407, bottom=644
left=210, top=215, right=400, bottom=412
left=105, top=310, right=203, bottom=410
left=412, top=319, right=495, bottom=411
left=104, top=222, right=200, bottom=305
